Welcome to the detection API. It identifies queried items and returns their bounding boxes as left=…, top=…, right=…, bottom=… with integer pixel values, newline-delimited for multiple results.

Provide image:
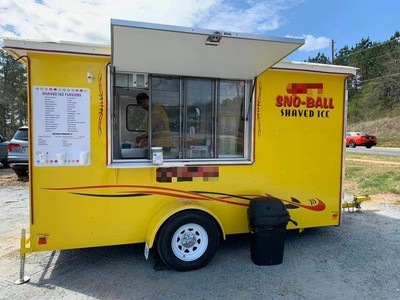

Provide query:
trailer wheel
left=157, top=211, right=219, bottom=271
left=349, top=140, right=356, bottom=148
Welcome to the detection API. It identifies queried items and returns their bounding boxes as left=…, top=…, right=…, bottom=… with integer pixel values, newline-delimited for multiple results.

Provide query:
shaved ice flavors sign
left=33, top=86, right=90, bottom=166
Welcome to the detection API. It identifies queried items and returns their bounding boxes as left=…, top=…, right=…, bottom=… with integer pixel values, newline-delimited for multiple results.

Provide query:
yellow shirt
left=149, top=104, right=172, bottom=148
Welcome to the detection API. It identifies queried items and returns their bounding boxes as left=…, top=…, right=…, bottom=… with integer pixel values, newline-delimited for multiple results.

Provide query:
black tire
left=157, top=210, right=219, bottom=271
left=14, top=168, right=28, bottom=177
left=349, top=140, right=356, bottom=148
left=366, top=145, right=372, bottom=149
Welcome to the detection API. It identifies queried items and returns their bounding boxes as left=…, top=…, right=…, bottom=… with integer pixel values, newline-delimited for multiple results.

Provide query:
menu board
left=33, top=86, right=90, bottom=166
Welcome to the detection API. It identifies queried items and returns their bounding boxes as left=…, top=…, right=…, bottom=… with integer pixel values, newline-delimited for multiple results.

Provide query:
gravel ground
left=0, top=167, right=400, bottom=300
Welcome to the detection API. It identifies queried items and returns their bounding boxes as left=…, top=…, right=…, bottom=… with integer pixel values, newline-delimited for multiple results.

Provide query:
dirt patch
left=0, top=170, right=28, bottom=188
left=370, top=193, right=400, bottom=205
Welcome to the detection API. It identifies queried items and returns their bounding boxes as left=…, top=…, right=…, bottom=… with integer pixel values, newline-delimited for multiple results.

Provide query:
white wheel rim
left=171, top=223, right=208, bottom=262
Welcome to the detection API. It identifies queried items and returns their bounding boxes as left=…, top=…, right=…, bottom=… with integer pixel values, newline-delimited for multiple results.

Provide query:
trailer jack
left=342, top=195, right=371, bottom=212
left=14, top=229, right=30, bottom=285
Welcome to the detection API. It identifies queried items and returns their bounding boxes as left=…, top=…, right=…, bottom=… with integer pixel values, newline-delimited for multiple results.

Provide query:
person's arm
left=136, top=134, right=148, bottom=144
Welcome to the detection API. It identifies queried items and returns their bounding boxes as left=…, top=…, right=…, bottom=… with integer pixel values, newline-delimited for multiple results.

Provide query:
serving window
left=110, top=71, right=253, bottom=166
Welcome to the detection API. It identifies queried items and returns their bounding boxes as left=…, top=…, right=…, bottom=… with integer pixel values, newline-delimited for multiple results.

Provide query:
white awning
left=2, top=39, right=110, bottom=64
left=111, top=19, right=304, bottom=79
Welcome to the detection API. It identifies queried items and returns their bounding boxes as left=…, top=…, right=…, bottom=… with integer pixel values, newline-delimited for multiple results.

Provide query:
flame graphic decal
left=42, top=185, right=326, bottom=211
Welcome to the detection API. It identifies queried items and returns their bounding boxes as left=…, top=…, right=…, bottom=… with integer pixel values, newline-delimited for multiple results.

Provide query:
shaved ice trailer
left=3, top=20, right=356, bottom=277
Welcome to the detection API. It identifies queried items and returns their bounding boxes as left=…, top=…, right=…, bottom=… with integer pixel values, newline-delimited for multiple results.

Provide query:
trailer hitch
left=342, top=195, right=371, bottom=212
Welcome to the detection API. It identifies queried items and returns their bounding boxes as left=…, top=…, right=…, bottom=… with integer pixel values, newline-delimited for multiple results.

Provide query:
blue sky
left=0, top=0, right=399, bottom=62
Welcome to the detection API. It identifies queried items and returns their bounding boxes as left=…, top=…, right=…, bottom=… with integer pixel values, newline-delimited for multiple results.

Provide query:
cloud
left=197, top=0, right=304, bottom=33
left=297, top=34, right=332, bottom=52
left=1, top=0, right=304, bottom=44
left=0, top=0, right=218, bottom=43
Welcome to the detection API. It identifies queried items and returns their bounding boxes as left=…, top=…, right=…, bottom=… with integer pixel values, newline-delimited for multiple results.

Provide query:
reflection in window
left=151, top=76, right=180, bottom=158
left=218, top=80, right=245, bottom=157
left=126, top=105, right=147, bottom=132
left=185, top=79, right=214, bottom=159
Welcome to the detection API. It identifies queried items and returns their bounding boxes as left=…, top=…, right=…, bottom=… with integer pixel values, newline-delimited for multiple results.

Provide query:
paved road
left=346, top=147, right=400, bottom=156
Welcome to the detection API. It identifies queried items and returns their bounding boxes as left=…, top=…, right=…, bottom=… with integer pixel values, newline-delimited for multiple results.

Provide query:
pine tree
left=0, top=49, right=27, bottom=138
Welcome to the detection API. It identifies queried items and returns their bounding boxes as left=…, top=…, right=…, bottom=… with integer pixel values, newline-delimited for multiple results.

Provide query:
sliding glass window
left=113, top=72, right=252, bottom=164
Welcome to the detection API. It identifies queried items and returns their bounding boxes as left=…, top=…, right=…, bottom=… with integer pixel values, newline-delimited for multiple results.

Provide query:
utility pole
left=331, top=39, right=335, bottom=65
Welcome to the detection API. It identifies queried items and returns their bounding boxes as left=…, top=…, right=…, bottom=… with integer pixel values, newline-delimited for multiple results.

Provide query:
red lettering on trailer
left=293, top=96, right=301, bottom=107
left=284, top=95, right=292, bottom=106
left=306, top=96, right=315, bottom=108
left=276, top=95, right=283, bottom=107
left=306, top=97, right=334, bottom=109
left=276, top=95, right=301, bottom=107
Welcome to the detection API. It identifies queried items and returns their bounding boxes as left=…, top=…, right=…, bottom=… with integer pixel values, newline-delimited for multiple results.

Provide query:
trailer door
left=111, top=19, right=304, bottom=79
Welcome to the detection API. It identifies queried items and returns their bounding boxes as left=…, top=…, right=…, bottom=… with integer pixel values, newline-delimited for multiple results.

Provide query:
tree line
left=307, top=31, right=400, bottom=123
left=0, top=50, right=27, bottom=139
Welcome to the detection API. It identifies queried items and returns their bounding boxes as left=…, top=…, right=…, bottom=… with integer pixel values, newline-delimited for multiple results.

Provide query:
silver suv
left=8, top=125, right=29, bottom=177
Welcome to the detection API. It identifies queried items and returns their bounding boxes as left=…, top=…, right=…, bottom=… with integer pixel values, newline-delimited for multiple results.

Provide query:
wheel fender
left=145, top=200, right=226, bottom=249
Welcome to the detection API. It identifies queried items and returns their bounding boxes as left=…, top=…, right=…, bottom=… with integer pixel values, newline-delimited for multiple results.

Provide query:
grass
left=347, top=115, right=400, bottom=147
left=344, top=153, right=400, bottom=201
left=375, top=137, right=400, bottom=148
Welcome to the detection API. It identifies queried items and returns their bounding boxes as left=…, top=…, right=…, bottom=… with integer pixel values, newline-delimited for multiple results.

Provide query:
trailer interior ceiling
left=111, top=19, right=304, bottom=79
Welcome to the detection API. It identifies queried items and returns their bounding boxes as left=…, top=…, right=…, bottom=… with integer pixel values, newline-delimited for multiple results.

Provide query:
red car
left=346, top=132, right=377, bottom=148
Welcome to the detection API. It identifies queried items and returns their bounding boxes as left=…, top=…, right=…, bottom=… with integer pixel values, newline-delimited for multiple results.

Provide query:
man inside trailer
left=135, top=93, right=172, bottom=152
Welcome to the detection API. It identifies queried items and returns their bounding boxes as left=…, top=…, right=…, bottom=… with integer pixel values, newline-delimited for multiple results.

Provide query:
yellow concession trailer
left=3, top=20, right=356, bottom=274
